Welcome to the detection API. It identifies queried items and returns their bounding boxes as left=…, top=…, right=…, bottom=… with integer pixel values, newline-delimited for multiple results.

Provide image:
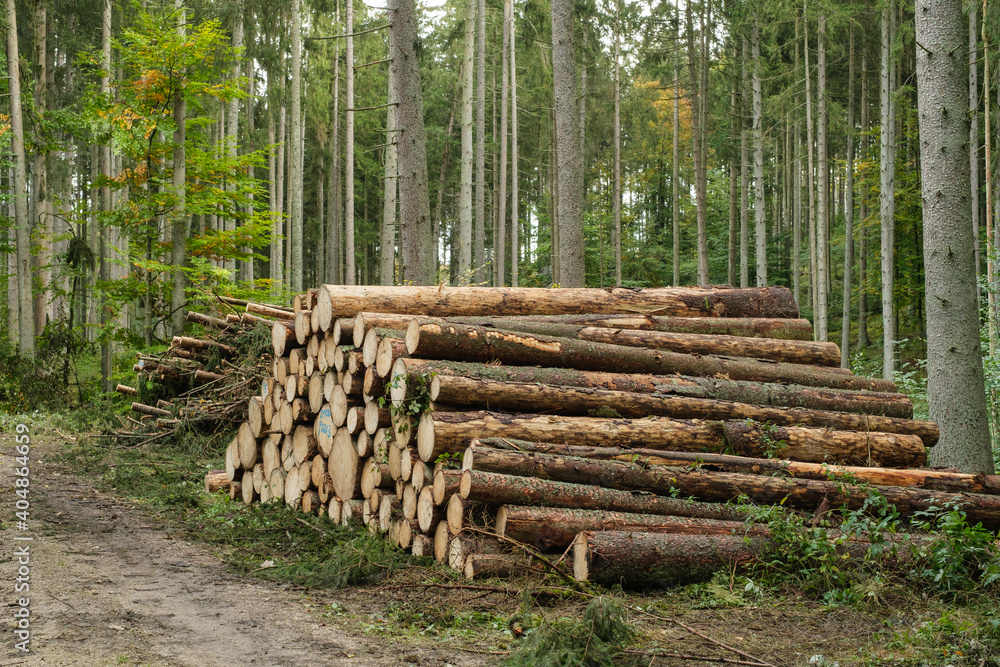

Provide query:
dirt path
left=1, top=436, right=490, bottom=666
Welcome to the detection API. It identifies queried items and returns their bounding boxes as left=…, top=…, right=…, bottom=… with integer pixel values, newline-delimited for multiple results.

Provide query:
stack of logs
left=217, top=285, right=1000, bottom=589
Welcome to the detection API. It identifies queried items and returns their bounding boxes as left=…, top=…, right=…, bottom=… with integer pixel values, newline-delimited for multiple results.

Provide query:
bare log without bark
left=417, top=411, right=927, bottom=468
left=395, top=358, right=913, bottom=418
left=430, top=375, right=937, bottom=445
left=204, top=470, right=232, bottom=494
left=319, top=285, right=799, bottom=321
left=406, top=321, right=894, bottom=392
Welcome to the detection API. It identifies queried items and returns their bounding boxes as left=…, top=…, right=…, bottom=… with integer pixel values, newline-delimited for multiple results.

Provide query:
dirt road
left=1, top=435, right=489, bottom=666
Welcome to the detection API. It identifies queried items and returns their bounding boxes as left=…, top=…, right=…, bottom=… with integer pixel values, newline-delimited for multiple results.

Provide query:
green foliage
left=504, top=596, right=639, bottom=667
left=0, top=320, right=91, bottom=413
left=907, top=505, right=1000, bottom=599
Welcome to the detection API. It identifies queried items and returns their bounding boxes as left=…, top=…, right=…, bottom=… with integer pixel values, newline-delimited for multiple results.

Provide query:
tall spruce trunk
left=880, top=3, right=897, bottom=377
left=841, top=23, right=856, bottom=368
left=793, top=18, right=802, bottom=305
left=613, top=0, right=622, bottom=286
left=290, top=0, right=303, bottom=291
left=496, top=0, right=510, bottom=287
left=458, top=0, right=474, bottom=282
left=474, top=0, right=486, bottom=284
left=33, top=2, right=49, bottom=339
left=101, top=0, right=113, bottom=386
left=916, top=0, right=994, bottom=473
left=740, top=36, right=750, bottom=288
left=751, top=11, right=766, bottom=287
left=816, top=13, right=829, bottom=339
left=381, top=67, right=397, bottom=286
left=552, top=0, right=583, bottom=286
left=728, top=45, right=738, bottom=287
left=970, top=8, right=980, bottom=283
left=804, top=7, right=817, bottom=327
left=859, top=47, right=869, bottom=347
left=345, top=0, right=356, bottom=285
left=391, top=0, right=435, bottom=284
left=509, top=7, right=519, bottom=287
left=329, top=8, right=342, bottom=284
left=7, top=0, right=31, bottom=355
left=672, top=7, right=681, bottom=287
left=687, top=1, right=708, bottom=284
left=228, top=2, right=244, bottom=279
left=170, top=0, right=187, bottom=339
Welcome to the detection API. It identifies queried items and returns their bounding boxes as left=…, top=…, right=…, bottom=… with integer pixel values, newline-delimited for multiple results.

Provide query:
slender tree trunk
left=474, top=0, right=486, bottom=283
left=740, top=35, right=750, bottom=288
left=330, top=11, right=342, bottom=284
left=100, top=0, right=113, bottom=385
left=816, top=13, right=828, bottom=338
left=381, top=68, right=397, bottom=286
left=672, top=8, right=680, bottom=287
left=842, top=22, right=856, bottom=368
left=859, top=47, right=869, bottom=347
left=273, top=98, right=285, bottom=292
left=458, top=0, right=474, bottom=282
left=435, top=96, right=458, bottom=279
left=170, top=0, right=186, bottom=339
left=391, top=0, right=435, bottom=284
left=290, top=0, right=303, bottom=291
left=229, top=1, right=245, bottom=280
left=243, top=47, right=255, bottom=284
left=728, top=46, right=738, bottom=287
left=752, top=10, right=766, bottom=287
left=687, top=1, right=708, bottom=285
left=345, top=0, right=357, bottom=285
left=33, top=2, right=49, bottom=338
left=509, top=9, right=520, bottom=287
left=916, top=0, right=994, bottom=474
left=552, top=0, right=583, bottom=286
left=970, top=6, right=980, bottom=286
left=793, top=17, right=802, bottom=305
left=7, top=0, right=31, bottom=356
left=880, top=2, right=897, bottom=378
left=984, top=0, right=995, bottom=352
left=496, top=0, right=510, bottom=287
left=613, top=0, right=622, bottom=286
left=804, top=7, right=817, bottom=325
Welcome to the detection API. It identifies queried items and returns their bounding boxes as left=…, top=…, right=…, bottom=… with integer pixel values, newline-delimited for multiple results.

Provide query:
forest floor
left=0, top=433, right=990, bottom=667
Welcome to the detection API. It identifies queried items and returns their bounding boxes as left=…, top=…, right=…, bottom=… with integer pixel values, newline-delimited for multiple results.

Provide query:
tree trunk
left=728, top=43, right=739, bottom=287
left=740, top=35, right=750, bottom=288
left=613, top=0, right=622, bottom=286
left=552, top=0, right=584, bottom=286
left=318, top=284, right=799, bottom=321
left=474, top=0, right=486, bottom=284
left=816, top=13, right=829, bottom=338
left=463, top=454, right=1000, bottom=531
left=429, top=375, right=938, bottom=444
left=880, top=3, right=897, bottom=378
left=381, top=66, right=397, bottom=286
left=170, top=1, right=187, bottom=338
left=391, top=0, right=435, bottom=285
left=970, top=7, right=980, bottom=284
left=395, top=357, right=913, bottom=416
left=687, top=0, right=708, bottom=284
left=509, top=7, right=519, bottom=287
left=672, top=8, right=681, bottom=287
left=841, top=22, right=855, bottom=368
left=458, top=469, right=755, bottom=522
left=417, top=410, right=925, bottom=467
left=344, top=0, right=356, bottom=286
left=793, top=18, right=802, bottom=305
left=466, top=439, right=995, bottom=494
left=405, top=321, right=895, bottom=391
left=290, top=0, right=303, bottom=291
left=858, top=47, right=869, bottom=347
left=752, top=9, right=766, bottom=287
left=496, top=0, right=510, bottom=287
left=498, top=505, right=762, bottom=550
left=804, top=8, right=818, bottom=324
left=228, top=1, right=244, bottom=278
left=329, top=8, right=342, bottom=284
left=458, top=0, right=475, bottom=282
left=917, top=0, right=994, bottom=474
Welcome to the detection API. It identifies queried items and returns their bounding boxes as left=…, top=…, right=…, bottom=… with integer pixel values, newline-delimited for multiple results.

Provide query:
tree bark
left=381, top=67, right=397, bottom=286
left=394, top=358, right=912, bottom=417
left=474, top=0, right=486, bottom=284
left=552, top=0, right=584, bottom=286
left=740, top=35, right=750, bottom=288
left=509, top=3, right=519, bottom=287
left=458, top=470, right=755, bottom=522
left=463, top=454, right=1000, bottom=531
left=613, top=0, right=622, bottom=286
left=290, top=0, right=303, bottom=291
left=917, top=0, right=994, bottom=474
left=458, top=0, right=475, bottom=282
left=391, top=0, right=435, bottom=285
left=405, top=321, right=895, bottom=391
left=880, top=3, right=897, bottom=378
left=170, top=0, right=187, bottom=338
left=429, top=375, right=938, bottom=444
left=466, top=439, right=996, bottom=494
left=496, top=0, right=510, bottom=286
left=318, top=285, right=799, bottom=320
left=417, top=410, right=926, bottom=467
left=752, top=9, right=766, bottom=287
left=498, top=505, right=763, bottom=550
left=816, top=13, right=829, bottom=338
left=841, top=22, right=855, bottom=368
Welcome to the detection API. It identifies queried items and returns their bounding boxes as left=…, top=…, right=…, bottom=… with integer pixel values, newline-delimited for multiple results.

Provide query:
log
left=204, top=470, right=231, bottom=494
left=575, top=327, right=840, bottom=366
left=185, top=310, right=232, bottom=331
left=376, top=337, right=408, bottom=378
left=318, top=285, right=801, bottom=319
left=496, top=505, right=766, bottom=549
left=327, top=496, right=342, bottom=522
left=294, top=310, right=312, bottom=346
left=449, top=535, right=502, bottom=571
left=329, top=429, right=361, bottom=501
left=252, top=464, right=266, bottom=494
left=262, top=434, right=283, bottom=479
left=394, top=358, right=914, bottom=418
left=460, top=454, right=1000, bottom=530
left=464, top=553, right=545, bottom=579
left=365, top=401, right=391, bottom=434
left=272, top=320, right=299, bottom=357
left=417, top=486, right=446, bottom=532
left=247, top=397, right=264, bottom=437
left=351, top=311, right=815, bottom=341
left=302, top=490, right=321, bottom=514
left=116, top=384, right=138, bottom=396
left=237, top=422, right=259, bottom=468
left=241, top=470, right=256, bottom=505
left=364, top=366, right=388, bottom=403
left=458, top=470, right=755, bottom=522
left=247, top=301, right=294, bottom=320
left=468, top=441, right=1000, bottom=496
left=267, top=468, right=286, bottom=503
left=131, top=402, right=171, bottom=418
left=172, top=335, right=234, bottom=356
left=416, top=411, right=927, bottom=468
left=225, top=438, right=240, bottom=481
left=411, top=534, right=432, bottom=558
left=573, top=532, right=769, bottom=588
left=406, top=321, right=894, bottom=392
left=360, top=459, right=393, bottom=498
left=429, top=375, right=938, bottom=445
left=433, top=469, right=464, bottom=505
left=434, top=521, right=451, bottom=562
